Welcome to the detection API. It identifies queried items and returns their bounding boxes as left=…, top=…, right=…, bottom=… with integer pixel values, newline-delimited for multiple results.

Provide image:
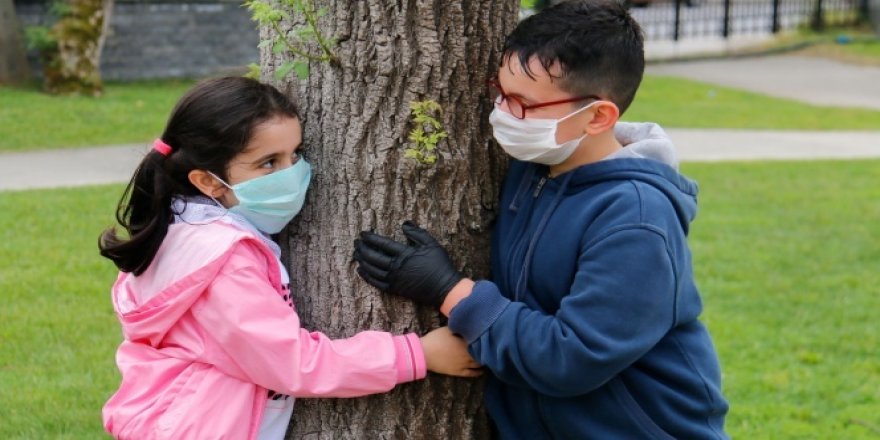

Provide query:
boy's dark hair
left=504, top=0, right=645, bottom=114
left=99, top=77, right=299, bottom=275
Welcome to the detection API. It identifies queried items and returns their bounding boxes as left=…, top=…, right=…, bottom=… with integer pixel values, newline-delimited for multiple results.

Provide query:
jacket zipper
left=506, top=175, right=544, bottom=297
left=533, top=177, right=547, bottom=198
left=508, top=175, right=552, bottom=300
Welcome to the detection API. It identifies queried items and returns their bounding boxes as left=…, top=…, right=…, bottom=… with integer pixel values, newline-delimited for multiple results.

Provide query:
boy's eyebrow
left=507, top=91, right=534, bottom=104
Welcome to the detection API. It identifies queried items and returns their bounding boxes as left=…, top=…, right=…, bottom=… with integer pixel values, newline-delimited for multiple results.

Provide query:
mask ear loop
left=557, top=100, right=603, bottom=124
left=205, top=171, right=235, bottom=211
left=551, top=100, right=605, bottom=146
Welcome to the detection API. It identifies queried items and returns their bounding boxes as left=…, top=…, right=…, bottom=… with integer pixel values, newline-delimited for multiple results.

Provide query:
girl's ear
left=188, top=170, right=228, bottom=199
left=584, top=101, right=620, bottom=136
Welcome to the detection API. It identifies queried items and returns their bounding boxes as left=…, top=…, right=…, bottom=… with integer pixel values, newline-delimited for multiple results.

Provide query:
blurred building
left=14, top=0, right=258, bottom=80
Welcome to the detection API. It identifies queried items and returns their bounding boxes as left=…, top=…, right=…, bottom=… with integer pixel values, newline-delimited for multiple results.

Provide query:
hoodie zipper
left=513, top=173, right=574, bottom=301
left=505, top=174, right=545, bottom=298
left=533, top=177, right=547, bottom=198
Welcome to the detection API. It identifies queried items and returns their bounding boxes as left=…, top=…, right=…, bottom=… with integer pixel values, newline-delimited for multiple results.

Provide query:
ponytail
left=99, top=150, right=175, bottom=275
left=98, top=76, right=301, bottom=275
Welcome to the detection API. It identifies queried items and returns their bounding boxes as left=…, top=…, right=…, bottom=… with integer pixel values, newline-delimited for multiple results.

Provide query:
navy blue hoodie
left=449, top=123, right=729, bottom=439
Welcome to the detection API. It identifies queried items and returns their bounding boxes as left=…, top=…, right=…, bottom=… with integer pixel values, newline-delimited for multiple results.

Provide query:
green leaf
left=272, top=39, right=287, bottom=55
left=293, top=61, right=310, bottom=80
left=244, top=63, right=262, bottom=79
left=275, top=61, right=298, bottom=80
left=294, top=25, right=316, bottom=40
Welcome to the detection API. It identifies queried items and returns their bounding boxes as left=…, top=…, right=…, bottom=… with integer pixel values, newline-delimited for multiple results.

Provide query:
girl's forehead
left=241, top=116, right=302, bottom=154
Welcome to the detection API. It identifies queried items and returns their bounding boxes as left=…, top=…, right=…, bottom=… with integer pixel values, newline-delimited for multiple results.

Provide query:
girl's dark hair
left=503, top=0, right=645, bottom=114
left=99, top=76, right=299, bottom=275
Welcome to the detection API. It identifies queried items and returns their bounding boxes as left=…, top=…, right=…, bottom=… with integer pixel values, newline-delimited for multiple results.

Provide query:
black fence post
left=771, top=0, right=781, bottom=33
left=811, top=0, right=825, bottom=31
left=674, top=0, right=683, bottom=41
left=722, top=0, right=732, bottom=38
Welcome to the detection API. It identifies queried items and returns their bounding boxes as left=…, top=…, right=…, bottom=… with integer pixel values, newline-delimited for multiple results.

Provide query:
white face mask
left=489, top=101, right=599, bottom=165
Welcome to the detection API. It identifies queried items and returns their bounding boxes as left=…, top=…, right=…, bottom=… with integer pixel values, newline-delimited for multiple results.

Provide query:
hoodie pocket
left=610, top=377, right=676, bottom=440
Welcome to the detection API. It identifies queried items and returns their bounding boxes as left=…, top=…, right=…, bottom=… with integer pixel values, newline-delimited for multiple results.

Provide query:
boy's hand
left=353, top=221, right=463, bottom=308
left=420, top=327, right=483, bottom=378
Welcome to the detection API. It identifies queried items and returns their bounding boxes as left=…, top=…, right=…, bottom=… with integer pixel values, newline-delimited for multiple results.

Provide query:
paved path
left=2, top=129, right=879, bottom=191
left=666, top=128, right=880, bottom=162
left=647, top=54, right=880, bottom=110
left=0, top=144, right=148, bottom=192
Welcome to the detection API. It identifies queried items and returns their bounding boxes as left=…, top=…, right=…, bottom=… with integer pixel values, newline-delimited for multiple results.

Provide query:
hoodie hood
left=111, top=221, right=276, bottom=347
left=613, top=122, right=679, bottom=169
left=568, top=121, right=697, bottom=229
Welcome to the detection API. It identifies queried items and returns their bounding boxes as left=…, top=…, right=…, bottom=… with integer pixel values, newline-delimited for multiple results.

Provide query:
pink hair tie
left=153, top=138, right=173, bottom=156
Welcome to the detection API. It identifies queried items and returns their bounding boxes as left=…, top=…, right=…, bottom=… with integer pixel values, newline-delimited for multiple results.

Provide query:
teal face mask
left=211, top=160, right=312, bottom=233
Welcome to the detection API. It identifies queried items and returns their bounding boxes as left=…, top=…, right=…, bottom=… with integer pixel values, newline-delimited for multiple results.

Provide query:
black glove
left=353, top=221, right=464, bottom=308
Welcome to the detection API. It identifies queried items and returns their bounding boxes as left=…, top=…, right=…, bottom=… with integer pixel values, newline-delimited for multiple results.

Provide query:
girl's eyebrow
left=243, top=141, right=303, bottom=165
left=250, top=152, right=279, bottom=164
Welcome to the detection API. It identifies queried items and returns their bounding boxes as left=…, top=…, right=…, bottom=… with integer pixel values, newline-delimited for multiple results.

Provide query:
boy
left=353, top=0, right=729, bottom=438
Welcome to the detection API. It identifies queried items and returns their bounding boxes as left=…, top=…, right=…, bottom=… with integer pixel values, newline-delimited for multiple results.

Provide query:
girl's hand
left=420, top=327, right=483, bottom=378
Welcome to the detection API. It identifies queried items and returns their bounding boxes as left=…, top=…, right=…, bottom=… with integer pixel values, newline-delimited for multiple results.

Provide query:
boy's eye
left=259, top=158, right=275, bottom=169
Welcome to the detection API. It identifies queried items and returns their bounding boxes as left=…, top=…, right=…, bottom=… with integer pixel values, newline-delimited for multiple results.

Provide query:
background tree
left=0, top=0, right=31, bottom=83
left=42, top=0, right=113, bottom=95
left=256, top=0, right=518, bottom=438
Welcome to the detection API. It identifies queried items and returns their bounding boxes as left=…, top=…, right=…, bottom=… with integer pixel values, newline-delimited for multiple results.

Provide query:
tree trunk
left=45, top=0, right=109, bottom=95
left=261, top=1, right=518, bottom=438
left=95, top=0, right=114, bottom=69
left=0, top=0, right=31, bottom=84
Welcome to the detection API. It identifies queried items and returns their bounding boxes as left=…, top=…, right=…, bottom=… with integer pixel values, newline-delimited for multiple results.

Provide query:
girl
left=99, top=77, right=481, bottom=440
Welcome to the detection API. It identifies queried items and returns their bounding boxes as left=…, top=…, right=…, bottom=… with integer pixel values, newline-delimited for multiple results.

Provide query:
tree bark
left=0, top=0, right=31, bottom=84
left=260, top=1, right=518, bottom=438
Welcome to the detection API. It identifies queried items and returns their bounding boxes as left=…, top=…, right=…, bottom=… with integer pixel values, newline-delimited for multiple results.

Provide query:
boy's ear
left=584, top=101, right=620, bottom=136
left=188, top=170, right=227, bottom=199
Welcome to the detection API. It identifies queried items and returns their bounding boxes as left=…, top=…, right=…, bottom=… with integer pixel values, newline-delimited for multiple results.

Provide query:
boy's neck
left=548, top=128, right=622, bottom=178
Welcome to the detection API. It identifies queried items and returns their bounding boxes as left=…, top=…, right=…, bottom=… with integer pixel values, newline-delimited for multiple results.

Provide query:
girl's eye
left=259, top=159, right=275, bottom=169
left=292, top=150, right=303, bottom=163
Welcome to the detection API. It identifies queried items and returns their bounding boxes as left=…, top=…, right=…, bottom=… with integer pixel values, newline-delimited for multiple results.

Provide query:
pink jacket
left=103, top=221, right=426, bottom=439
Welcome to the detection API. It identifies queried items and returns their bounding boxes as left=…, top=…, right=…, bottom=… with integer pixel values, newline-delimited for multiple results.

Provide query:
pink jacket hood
left=112, top=222, right=263, bottom=345
left=103, top=221, right=425, bottom=440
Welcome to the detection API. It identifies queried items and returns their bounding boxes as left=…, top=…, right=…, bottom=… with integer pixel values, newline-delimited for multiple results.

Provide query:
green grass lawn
left=625, top=75, right=880, bottom=130
left=0, top=184, right=122, bottom=439
left=684, top=160, right=880, bottom=439
left=2, top=70, right=880, bottom=153
left=1, top=160, right=878, bottom=438
left=770, top=28, right=880, bottom=66
left=0, top=80, right=193, bottom=153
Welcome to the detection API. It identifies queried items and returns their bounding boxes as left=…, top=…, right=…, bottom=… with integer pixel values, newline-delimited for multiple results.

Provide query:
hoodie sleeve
left=449, top=226, right=677, bottom=398
left=191, top=240, right=426, bottom=397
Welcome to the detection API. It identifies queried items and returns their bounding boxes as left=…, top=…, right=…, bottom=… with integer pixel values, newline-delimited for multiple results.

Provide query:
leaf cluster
left=244, top=0, right=337, bottom=80
left=405, top=100, right=448, bottom=165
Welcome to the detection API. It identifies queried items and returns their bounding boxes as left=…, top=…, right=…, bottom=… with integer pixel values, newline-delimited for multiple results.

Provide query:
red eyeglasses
left=486, top=77, right=599, bottom=120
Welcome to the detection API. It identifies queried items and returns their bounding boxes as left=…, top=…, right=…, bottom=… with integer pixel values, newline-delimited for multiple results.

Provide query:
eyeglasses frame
left=486, top=77, right=601, bottom=120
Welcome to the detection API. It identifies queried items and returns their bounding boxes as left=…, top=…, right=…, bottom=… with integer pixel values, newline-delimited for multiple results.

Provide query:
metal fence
left=536, top=0, right=868, bottom=41
left=632, top=0, right=866, bottom=41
